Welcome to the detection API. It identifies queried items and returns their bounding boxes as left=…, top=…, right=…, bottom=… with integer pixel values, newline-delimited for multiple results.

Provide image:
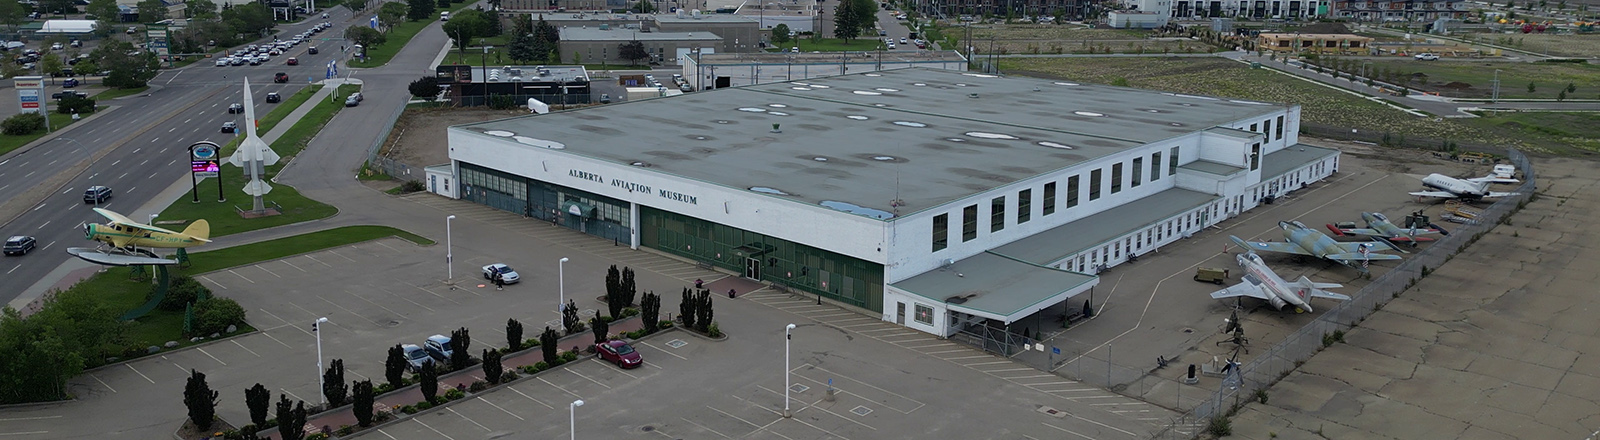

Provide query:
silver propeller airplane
left=1211, top=236, right=1349, bottom=313
left=1237, top=221, right=1404, bottom=273
left=1326, top=212, right=1445, bottom=247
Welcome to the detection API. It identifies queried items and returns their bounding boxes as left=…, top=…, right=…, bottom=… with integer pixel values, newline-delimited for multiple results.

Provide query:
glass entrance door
left=745, top=257, right=761, bottom=280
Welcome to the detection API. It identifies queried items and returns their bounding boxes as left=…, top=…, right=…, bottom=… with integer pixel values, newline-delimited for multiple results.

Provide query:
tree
left=833, top=0, right=863, bottom=41
left=42, top=0, right=78, bottom=15
left=244, top=383, right=271, bottom=427
left=562, top=299, right=583, bottom=335
left=695, top=290, right=714, bottom=333
left=605, top=265, right=622, bottom=318
left=187, top=0, right=218, bottom=18
left=92, top=41, right=160, bottom=89
left=323, top=359, right=348, bottom=407
left=641, top=291, right=660, bottom=333
left=511, top=12, right=533, bottom=36
left=771, top=23, right=792, bottom=45
left=443, top=9, right=492, bottom=53
left=633, top=0, right=656, bottom=13
left=419, top=361, right=439, bottom=404
left=448, top=327, right=471, bottom=370
left=351, top=380, right=375, bottom=427
left=539, top=326, right=558, bottom=364
left=679, top=288, right=696, bottom=329
left=620, top=267, right=637, bottom=310
left=409, top=75, right=440, bottom=99
left=345, top=26, right=387, bottom=51
left=1528, top=81, right=1536, bottom=93
left=508, top=31, right=539, bottom=63
left=506, top=318, right=524, bottom=351
left=481, top=348, right=503, bottom=383
left=192, top=297, right=245, bottom=336
left=1567, top=82, right=1577, bottom=93
left=0, top=1, right=23, bottom=33
left=534, top=14, right=559, bottom=42
left=86, top=0, right=117, bottom=27
left=408, top=0, right=435, bottom=21
left=379, top=2, right=408, bottom=32
left=137, top=0, right=168, bottom=22
left=438, top=0, right=452, bottom=9
left=590, top=317, right=608, bottom=346
left=40, top=54, right=63, bottom=78
left=850, top=0, right=878, bottom=38
left=275, top=396, right=306, bottom=440
left=384, top=344, right=406, bottom=389
left=183, top=369, right=219, bottom=431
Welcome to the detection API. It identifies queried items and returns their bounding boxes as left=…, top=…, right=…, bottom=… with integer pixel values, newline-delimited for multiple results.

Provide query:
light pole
left=559, top=257, right=570, bottom=313
left=148, top=213, right=158, bottom=225
left=446, top=215, right=456, bottom=282
left=783, top=323, right=796, bottom=418
left=569, top=399, right=584, bottom=439
left=313, top=317, right=329, bottom=405
left=1492, top=69, right=1501, bottom=104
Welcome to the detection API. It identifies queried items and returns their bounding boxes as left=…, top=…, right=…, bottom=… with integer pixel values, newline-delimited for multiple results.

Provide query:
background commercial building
left=558, top=26, right=725, bottom=64
left=680, top=50, right=967, bottom=90
left=431, top=68, right=1339, bottom=337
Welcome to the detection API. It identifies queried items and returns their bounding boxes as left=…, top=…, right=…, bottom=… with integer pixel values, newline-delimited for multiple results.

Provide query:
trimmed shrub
left=192, top=297, right=246, bottom=336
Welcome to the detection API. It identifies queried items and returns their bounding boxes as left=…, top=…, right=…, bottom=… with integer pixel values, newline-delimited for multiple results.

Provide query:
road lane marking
left=125, top=364, right=155, bottom=384
left=36, top=221, right=49, bottom=230
left=32, top=203, right=46, bottom=211
left=150, top=137, right=158, bottom=143
left=140, top=159, right=148, bottom=166
left=0, top=416, right=62, bottom=422
left=0, top=431, right=49, bottom=436
left=7, top=264, right=18, bottom=274
left=169, top=127, right=176, bottom=132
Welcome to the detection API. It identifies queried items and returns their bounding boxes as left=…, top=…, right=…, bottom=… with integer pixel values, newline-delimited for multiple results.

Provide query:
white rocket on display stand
left=227, top=78, right=280, bottom=213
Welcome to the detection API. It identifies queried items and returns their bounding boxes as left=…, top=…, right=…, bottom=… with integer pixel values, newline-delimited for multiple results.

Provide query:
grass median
left=91, top=86, right=150, bottom=100
left=0, top=106, right=108, bottom=156
left=157, top=84, right=358, bottom=237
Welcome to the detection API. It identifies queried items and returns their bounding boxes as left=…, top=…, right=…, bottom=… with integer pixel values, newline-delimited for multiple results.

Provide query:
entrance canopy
left=892, top=252, right=1097, bottom=324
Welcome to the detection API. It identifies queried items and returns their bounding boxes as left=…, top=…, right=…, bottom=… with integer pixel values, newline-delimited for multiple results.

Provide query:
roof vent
left=771, top=123, right=781, bottom=133
left=968, top=93, right=979, bottom=99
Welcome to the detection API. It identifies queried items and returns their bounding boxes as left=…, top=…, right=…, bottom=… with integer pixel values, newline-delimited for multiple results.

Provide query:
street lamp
left=569, top=399, right=584, bottom=439
left=148, top=213, right=158, bottom=225
left=446, top=215, right=456, bottom=282
left=313, top=317, right=329, bottom=405
left=1492, top=69, right=1502, bottom=104
left=783, top=323, right=796, bottom=418
left=559, top=257, right=570, bottom=313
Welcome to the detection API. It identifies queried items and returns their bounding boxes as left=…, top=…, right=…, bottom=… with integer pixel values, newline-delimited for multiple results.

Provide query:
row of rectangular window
left=931, top=147, right=1182, bottom=252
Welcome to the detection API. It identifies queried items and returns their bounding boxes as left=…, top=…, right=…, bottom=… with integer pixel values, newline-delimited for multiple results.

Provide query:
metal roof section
left=456, top=68, right=1283, bottom=220
left=989, top=188, right=1217, bottom=265
left=1203, top=126, right=1265, bottom=140
left=891, top=252, right=1097, bottom=323
left=558, top=27, right=724, bottom=41
left=1261, top=143, right=1339, bottom=180
left=694, top=51, right=969, bottom=65
left=1180, top=160, right=1246, bottom=176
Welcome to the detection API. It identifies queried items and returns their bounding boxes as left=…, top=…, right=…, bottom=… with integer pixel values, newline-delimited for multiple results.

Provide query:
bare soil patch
left=378, top=106, right=529, bottom=168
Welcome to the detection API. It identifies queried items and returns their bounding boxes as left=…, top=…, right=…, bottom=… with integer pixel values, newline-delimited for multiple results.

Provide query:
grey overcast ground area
left=1229, top=157, right=1600, bottom=440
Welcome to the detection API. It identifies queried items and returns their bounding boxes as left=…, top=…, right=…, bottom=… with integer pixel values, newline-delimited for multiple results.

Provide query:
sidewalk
left=265, top=317, right=649, bottom=439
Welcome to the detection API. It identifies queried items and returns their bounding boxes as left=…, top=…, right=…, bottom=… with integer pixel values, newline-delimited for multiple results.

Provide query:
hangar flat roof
left=1261, top=143, right=1338, bottom=180
left=891, top=252, right=1097, bottom=322
left=990, top=188, right=1216, bottom=265
left=696, top=50, right=967, bottom=65
left=455, top=68, right=1284, bottom=220
left=559, top=27, right=723, bottom=41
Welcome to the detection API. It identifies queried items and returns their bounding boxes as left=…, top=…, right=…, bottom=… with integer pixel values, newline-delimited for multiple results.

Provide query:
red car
left=286, top=57, right=298, bottom=66
left=595, top=340, right=642, bottom=368
left=274, top=72, right=289, bottom=83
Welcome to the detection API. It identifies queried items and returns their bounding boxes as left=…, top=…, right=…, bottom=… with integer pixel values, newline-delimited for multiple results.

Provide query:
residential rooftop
left=454, top=68, right=1289, bottom=220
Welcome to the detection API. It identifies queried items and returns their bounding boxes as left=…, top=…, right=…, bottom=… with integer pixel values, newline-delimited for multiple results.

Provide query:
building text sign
left=569, top=169, right=698, bottom=205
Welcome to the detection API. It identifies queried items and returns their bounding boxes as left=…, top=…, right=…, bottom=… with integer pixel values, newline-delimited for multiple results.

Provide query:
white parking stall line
left=165, top=357, right=189, bottom=374
left=963, top=361, right=1013, bottom=367
left=679, top=417, right=732, bottom=439
left=197, top=347, right=228, bottom=366
left=508, top=386, right=555, bottom=409
left=801, top=311, right=857, bottom=319
left=1042, top=422, right=1096, bottom=440
left=478, top=398, right=525, bottom=421
left=256, top=265, right=283, bottom=278
left=636, top=341, right=688, bottom=360
left=537, top=377, right=583, bottom=399
left=984, top=367, right=1036, bottom=373
left=91, top=375, right=117, bottom=393
left=446, top=407, right=492, bottom=432
left=564, top=367, right=611, bottom=389
left=1063, top=395, right=1123, bottom=400
left=261, top=331, right=295, bottom=349
left=411, top=418, right=458, bottom=440
left=898, top=342, right=954, bottom=350
left=941, top=355, right=991, bottom=360
left=304, top=255, right=335, bottom=267
left=229, top=269, right=255, bottom=284
left=281, top=259, right=308, bottom=272
left=125, top=364, right=155, bottom=384
left=232, top=340, right=262, bottom=357
left=1092, top=402, right=1143, bottom=406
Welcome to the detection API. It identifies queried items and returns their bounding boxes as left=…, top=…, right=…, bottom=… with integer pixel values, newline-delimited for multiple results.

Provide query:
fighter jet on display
left=1211, top=236, right=1349, bottom=313
left=1326, top=212, right=1445, bottom=246
left=1408, top=173, right=1520, bottom=201
left=1237, top=221, right=1404, bottom=273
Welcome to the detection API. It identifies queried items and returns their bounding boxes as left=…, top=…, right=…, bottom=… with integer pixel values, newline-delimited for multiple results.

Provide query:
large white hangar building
left=433, top=68, right=1340, bottom=337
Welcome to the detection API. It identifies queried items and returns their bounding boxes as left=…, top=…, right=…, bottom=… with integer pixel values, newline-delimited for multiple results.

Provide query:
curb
left=0, top=105, right=119, bottom=163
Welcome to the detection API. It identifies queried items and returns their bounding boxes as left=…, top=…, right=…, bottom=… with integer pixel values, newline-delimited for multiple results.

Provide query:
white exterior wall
left=427, top=166, right=458, bottom=199
left=882, top=287, right=944, bottom=334
left=448, top=129, right=889, bottom=263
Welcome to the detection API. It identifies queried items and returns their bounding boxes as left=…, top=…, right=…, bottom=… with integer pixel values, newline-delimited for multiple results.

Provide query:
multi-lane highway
left=0, top=10, right=365, bottom=304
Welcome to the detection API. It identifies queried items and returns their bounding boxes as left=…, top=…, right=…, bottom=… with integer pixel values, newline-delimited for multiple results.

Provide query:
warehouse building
left=430, top=68, right=1339, bottom=337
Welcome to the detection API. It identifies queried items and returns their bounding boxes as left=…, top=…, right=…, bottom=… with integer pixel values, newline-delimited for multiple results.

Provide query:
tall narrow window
left=1262, top=119, right=1272, bottom=140
left=1067, top=176, right=1080, bottom=207
left=932, top=213, right=949, bottom=252
left=1132, top=157, right=1143, bottom=187
left=1150, top=152, right=1162, bottom=181
left=990, top=196, right=1006, bottom=233
left=1110, top=164, right=1123, bottom=194
left=1089, top=169, right=1103, bottom=200
left=1017, top=189, right=1032, bottom=224
left=962, top=205, right=978, bottom=242
left=1275, top=116, right=1285, bottom=141
left=1168, top=147, right=1179, bottom=175
left=1043, top=182, right=1057, bottom=215
left=1250, top=143, right=1261, bottom=171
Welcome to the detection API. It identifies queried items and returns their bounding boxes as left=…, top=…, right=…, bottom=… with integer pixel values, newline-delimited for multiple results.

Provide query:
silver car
left=401, top=344, right=433, bottom=372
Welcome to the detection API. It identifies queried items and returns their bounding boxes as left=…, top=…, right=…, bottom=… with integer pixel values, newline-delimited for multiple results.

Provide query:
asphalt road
left=0, top=10, right=364, bottom=305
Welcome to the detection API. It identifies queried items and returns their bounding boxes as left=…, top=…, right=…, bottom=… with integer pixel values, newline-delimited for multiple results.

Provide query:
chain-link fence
left=1176, top=148, right=1535, bottom=429
left=368, top=156, right=419, bottom=183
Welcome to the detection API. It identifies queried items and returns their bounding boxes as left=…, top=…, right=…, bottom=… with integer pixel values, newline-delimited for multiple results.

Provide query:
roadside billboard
left=14, top=76, right=44, bottom=115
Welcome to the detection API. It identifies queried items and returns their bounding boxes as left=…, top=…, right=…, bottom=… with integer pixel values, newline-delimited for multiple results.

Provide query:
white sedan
left=482, top=264, right=520, bottom=283
left=215, top=57, right=230, bottom=66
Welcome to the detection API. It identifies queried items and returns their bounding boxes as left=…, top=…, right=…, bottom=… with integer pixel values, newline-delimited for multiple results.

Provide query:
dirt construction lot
left=1228, top=156, right=1600, bottom=439
left=378, top=106, right=525, bottom=167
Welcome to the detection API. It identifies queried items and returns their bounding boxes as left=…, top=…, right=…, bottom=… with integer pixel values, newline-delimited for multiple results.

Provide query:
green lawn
left=0, top=109, right=99, bottom=156
left=1460, top=112, right=1600, bottom=153
left=350, top=0, right=476, bottom=68
left=92, top=86, right=149, bottom=100
left=60, top=225, right=430, bottom=353
left=157, top=85, right=358, bottom=237
left=1349, top=59, right=1600, bottom=99
left=443, top=46, right=508, bottom=65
